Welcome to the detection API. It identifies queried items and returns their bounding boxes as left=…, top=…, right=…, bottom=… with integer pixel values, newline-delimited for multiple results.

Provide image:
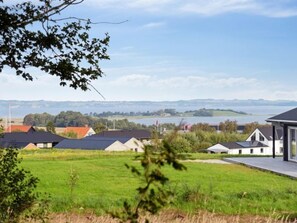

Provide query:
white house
left=207, top=141, right=269, bottom=155
left=207, top=126, right=283, bottom=155
left=246, top=126, right=283, bottom=155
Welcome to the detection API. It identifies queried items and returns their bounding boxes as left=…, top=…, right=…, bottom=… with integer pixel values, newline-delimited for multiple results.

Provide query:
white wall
left=124, top=138, right=144, bottom=152
left=228, top=147, right=270, bottom=155
left=246, top=128, right=283, bottom=154
left=105, top=141, right=131, bottom=151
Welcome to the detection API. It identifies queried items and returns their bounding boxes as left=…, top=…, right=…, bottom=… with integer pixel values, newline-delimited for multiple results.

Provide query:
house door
left=288, top=127, right=297, bottom=161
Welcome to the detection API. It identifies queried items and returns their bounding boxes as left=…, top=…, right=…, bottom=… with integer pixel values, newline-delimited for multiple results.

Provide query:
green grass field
left=20, top=150, right=297, bottom=218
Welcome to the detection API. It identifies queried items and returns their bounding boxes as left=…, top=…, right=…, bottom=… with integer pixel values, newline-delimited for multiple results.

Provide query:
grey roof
left=54, top=138, right=118, bottom=150
left=0, top=141, right=31, bottom=149
left=93, top=130, right=151, bottom=140
left=221, top=141, right=268, bottom=149
left=84, top=136, right=133, bottom=143
left=267, top=107, right=297, bottom=123
left=0, top=132, right=65, bottom=144
left=256, top=126, right=283, bottom=140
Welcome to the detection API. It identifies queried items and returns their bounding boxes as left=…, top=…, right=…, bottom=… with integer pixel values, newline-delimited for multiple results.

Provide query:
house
left=93, top=129, right=151, bottom=141
left=207, top=141, right=269, bottom=155
left=54, top=138, right=131, bottom=151
left=246, top=126, right=283, bottom=155
left=266, top=107, right=297, bottom=161
left=207, top=126, right=283, bottom=155
left=5, top=125, right=35, bottom=133
left=64, top=126, right=95, bottom=138
left=0, top=132, right=65, bottom=149
left=85, top=136, right=144, bottom=152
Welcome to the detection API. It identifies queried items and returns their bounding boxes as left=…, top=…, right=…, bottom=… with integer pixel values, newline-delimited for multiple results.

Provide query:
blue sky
left=1, top=0, right=297, bottom=101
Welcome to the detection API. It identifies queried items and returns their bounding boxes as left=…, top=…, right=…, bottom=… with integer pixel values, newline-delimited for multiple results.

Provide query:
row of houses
left=0, top=126, right=151, bottom=152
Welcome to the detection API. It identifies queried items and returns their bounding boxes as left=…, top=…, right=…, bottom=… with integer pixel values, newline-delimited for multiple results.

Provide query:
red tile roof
left=5, top=125, right=34, bottom=133
left=64, top=127, right=92, bottom=138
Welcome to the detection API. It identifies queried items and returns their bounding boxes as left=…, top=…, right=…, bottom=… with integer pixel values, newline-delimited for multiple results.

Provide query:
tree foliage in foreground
left=0, top=0, right=109, bottom=90
left=111, top=132, right=186, bottom=223
left=0, top=149, right=39, bottom=223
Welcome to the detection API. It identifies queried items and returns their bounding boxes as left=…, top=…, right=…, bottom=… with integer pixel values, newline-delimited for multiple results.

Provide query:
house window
left=43, top=143, right=48, bottom=148
left=239, top=150, right=242, bottom=154
left=250, top=149, right=253, bottom=154
left=259, top=134, right=264, bottom=141
left=251, top=134, right=256, bottom=141
left=260, top=148, right=264, bottom=153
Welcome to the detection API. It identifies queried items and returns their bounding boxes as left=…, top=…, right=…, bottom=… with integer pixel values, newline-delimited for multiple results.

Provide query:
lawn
left=20, top=150, right=297, bottom=218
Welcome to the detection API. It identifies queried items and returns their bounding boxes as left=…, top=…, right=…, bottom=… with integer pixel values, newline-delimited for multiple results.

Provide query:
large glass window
left=288, top=127, right=297, bottom=161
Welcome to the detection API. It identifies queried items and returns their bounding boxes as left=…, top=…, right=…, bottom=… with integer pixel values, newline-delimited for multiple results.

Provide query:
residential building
left=64, top=126, right=95, bottom=138
left=267, top=107, right=297, bottom=162
left=207, top=126, right=283, bottom=155
left=0, top=132, right=65, bottom=148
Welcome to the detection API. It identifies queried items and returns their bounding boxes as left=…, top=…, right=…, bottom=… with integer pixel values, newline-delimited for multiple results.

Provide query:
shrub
left=0, top=149, right=39, bottom=223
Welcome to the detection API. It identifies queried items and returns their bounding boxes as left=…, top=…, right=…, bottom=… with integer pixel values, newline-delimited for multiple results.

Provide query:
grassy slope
left=20, top=150, right=297, bottom=217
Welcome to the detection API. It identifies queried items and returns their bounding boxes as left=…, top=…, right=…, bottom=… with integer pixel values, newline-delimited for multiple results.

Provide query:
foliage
left=61, top=130, right=78, bottom=139
left=23, top=113, right=54, bottom=126
left=219, top=119, right=238, bottom=133
left=0, top=149, right=39, bottom=223
left=190, top=123, right=216, bottom=132
left=243, top=122, right=271, bottom=135
left=46, top=121, right=56, bottom=133
left=23, top=111, right=150, bottom=130
left=93, top=121, right=107, bottom=133
left=164, top=130, right=247, bottom=152
left=111, top=135, right=186, bottom=223
left=0, top=0, right=109, bottom=91
left=67, top=166, right=79, bottom=201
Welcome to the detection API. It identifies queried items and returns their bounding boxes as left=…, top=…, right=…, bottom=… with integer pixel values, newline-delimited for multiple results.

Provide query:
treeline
left=23, top=111, right=177, bottom=132
left=89, top=108, right=247, bottom=118
left=23, top=111, right=147, bottom=131
left=90, top=108, right=178, bottom=118
left=165, top=121, right=269, bottom=153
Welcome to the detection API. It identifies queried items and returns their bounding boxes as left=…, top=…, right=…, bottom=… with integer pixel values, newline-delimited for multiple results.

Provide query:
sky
left=1, top=0, right=297, bottom=101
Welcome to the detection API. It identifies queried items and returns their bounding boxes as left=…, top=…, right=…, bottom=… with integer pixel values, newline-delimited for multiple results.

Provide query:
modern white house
left=246, top=126, right=283, bottom=155
left=207, top=126, right=283, bottom=155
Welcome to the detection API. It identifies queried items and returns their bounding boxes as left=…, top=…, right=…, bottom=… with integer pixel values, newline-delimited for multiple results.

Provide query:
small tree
left=46, top=121, right=56, bottom=133
left=111, top=133, right=186, bottom=223
left=0, top=149, right=39, bottom=223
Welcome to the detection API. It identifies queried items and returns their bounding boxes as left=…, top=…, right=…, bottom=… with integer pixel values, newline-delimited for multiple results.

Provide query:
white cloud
left=86, top=0, right=297, bottom=18
left=142, top=22, right=166, bottom=29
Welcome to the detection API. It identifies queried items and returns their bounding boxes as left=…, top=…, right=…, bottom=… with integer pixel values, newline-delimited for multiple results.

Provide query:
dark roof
left=257, top=126, right=283, bottom=140
left=221, top=141, right=268, bottom=149
left=54, top=138, right=118, bottom=150
left=92, top=130, right=151, bottom=140
left=267, top=107, right=297, bottom=123
left=0, top=132, right=65, bottom=144
left=0, top=141, right=31, bottom=149
left=84, top=136, right=132, bottom=143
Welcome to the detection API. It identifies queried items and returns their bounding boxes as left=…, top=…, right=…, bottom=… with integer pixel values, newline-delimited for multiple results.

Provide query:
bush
left=0, top=149, right=39, bottom=223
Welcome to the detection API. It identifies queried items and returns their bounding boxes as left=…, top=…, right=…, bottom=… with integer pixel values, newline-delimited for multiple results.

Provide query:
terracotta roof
left=64, top=127, right=92, bottom=138
left=5, top=125, right=34, bottom=133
